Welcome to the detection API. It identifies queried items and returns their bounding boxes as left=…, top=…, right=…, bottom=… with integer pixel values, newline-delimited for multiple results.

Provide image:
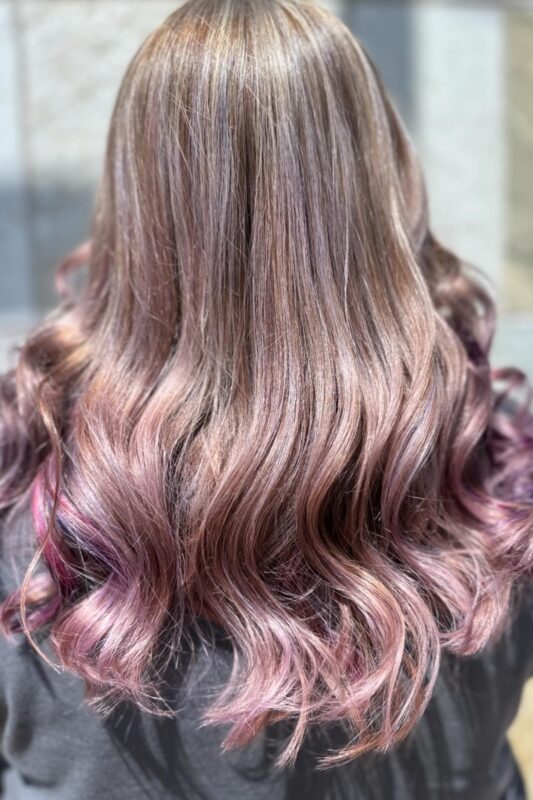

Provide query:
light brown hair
left=1, top=0, right=532, bottom=769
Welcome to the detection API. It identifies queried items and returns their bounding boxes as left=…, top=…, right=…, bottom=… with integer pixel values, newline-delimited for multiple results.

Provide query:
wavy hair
left=1, top=0, right=532, bottom=769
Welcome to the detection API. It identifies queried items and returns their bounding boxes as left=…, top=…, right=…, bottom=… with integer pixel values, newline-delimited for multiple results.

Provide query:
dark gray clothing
left=0, top=508, right=532, bottom=799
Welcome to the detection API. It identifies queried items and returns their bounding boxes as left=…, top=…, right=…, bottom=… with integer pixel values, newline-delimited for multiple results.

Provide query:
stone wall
left=1, top=0, right=532, bottom=376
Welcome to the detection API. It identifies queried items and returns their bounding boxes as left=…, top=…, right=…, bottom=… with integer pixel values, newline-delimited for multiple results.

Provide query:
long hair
left=1, top=0, right=532, bottom=769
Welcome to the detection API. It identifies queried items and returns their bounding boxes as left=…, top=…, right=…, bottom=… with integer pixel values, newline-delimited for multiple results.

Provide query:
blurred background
left=0, top=0, right=532, bottom=788
left=2, top=0, right=533, bottom=376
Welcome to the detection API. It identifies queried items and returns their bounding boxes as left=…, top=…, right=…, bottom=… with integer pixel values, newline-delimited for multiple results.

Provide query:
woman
left=0, top=0, right=532, bottom=797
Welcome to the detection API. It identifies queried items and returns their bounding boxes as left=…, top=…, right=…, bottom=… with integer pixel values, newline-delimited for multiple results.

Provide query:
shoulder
left=510, top=575, right=533, bottom=677
left=0, top=495, right=54, bottom=700
left=0, top=493, right=36, bottom=602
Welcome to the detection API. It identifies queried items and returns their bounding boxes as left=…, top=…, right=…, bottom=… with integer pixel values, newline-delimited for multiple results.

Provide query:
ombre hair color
left=1, top=0, right=532, bottom=769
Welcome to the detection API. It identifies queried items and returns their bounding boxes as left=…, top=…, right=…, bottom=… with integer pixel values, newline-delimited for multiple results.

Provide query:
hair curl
left=1, top=0, right=532, bottom=769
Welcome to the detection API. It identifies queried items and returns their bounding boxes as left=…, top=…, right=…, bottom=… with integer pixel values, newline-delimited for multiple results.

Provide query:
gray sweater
left=1, top=506, right=532, bottom=799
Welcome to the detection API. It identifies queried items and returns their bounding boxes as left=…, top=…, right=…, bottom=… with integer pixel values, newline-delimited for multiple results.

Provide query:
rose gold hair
left=1, top=0, right=532, bottom=769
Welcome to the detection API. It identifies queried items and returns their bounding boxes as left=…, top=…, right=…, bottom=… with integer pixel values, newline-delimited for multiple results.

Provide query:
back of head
left=1, top=0, right=532, bottom=768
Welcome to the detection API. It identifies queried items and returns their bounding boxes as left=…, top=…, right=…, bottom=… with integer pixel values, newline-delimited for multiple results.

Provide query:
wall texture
left=1, top=0, right=531, bottom=376
left=0, top=0, right=532, bottom=790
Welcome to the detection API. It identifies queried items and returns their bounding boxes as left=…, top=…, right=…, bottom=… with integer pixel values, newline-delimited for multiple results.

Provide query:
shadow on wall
left=0, top=183, right=94, bottom=316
